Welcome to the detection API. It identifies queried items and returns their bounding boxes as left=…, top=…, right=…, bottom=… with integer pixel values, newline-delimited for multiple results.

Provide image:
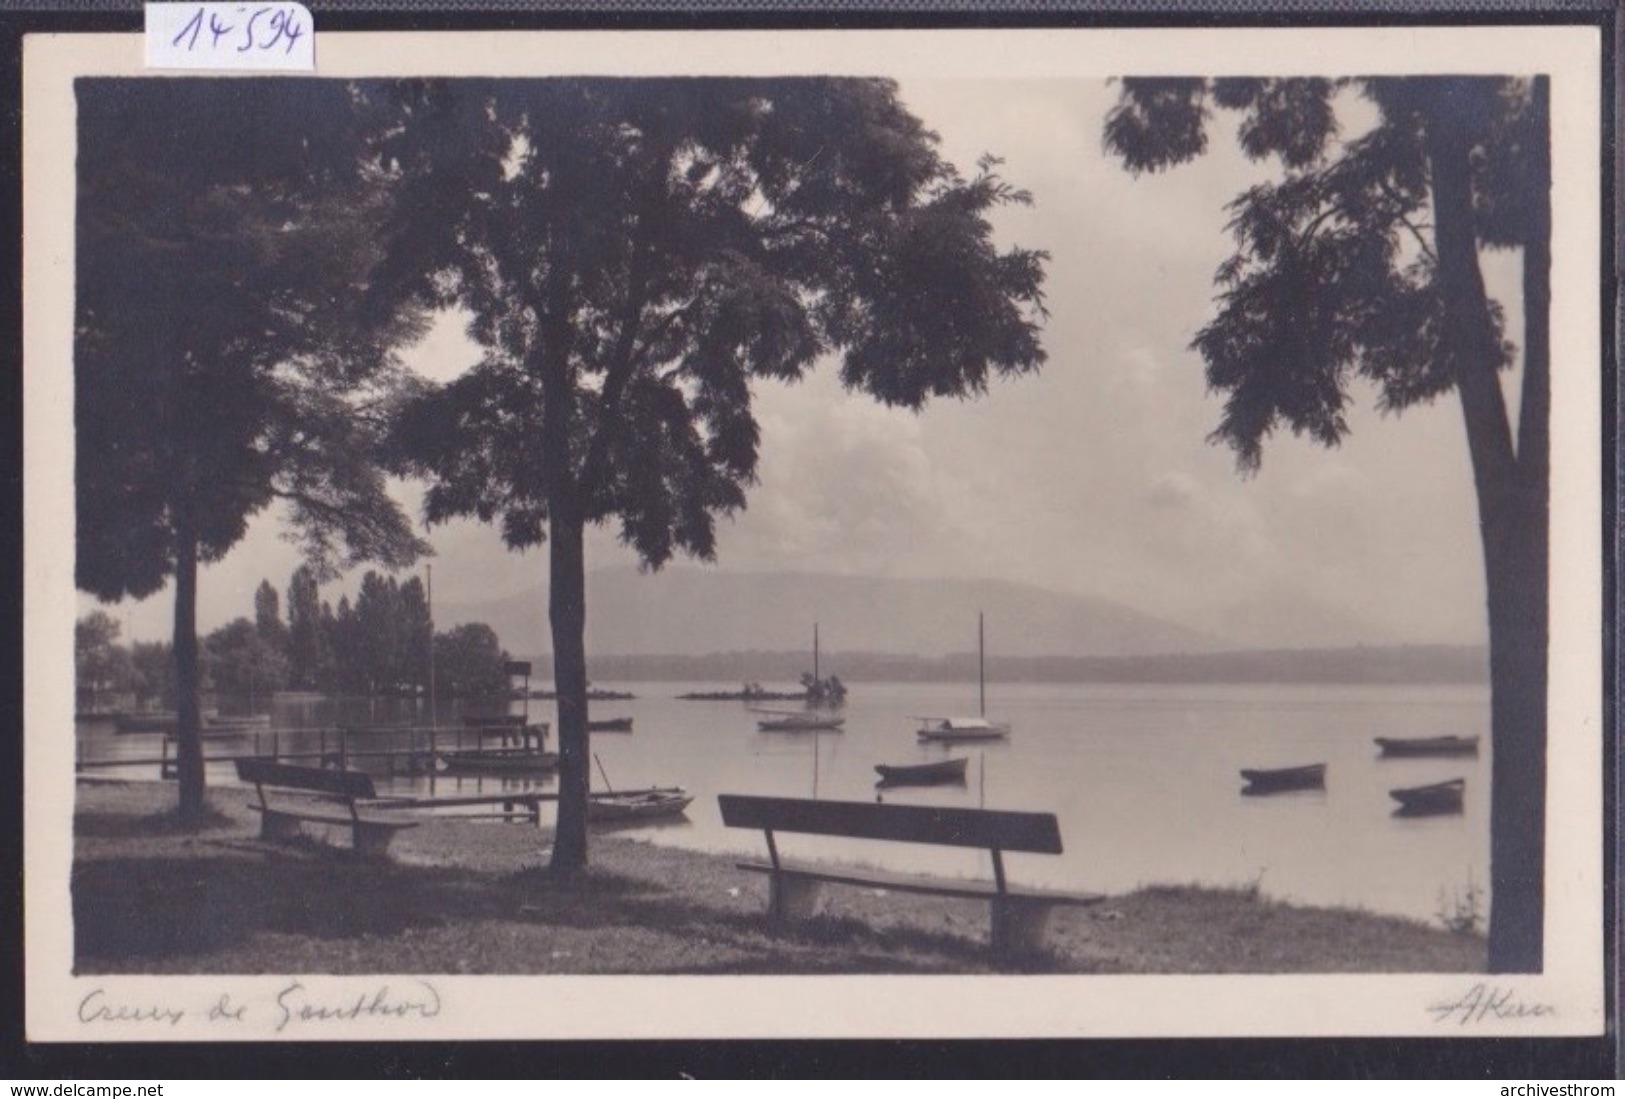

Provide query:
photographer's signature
left=1428, top=983, right=1555, bottom=1025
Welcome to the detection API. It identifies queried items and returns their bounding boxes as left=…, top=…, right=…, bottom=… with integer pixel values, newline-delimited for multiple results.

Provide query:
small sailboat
left=755, top=623, right=845, bottom=731
left=916, top=613, right=1010, bottom=742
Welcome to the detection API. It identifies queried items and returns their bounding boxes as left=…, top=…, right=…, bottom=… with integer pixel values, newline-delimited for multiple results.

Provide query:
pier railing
left=75, top=722, right=547, bottom=783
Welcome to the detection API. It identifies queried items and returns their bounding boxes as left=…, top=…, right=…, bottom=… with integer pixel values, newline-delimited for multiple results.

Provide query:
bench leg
left=260, top=809, right=304, bottom=843
left=769, top=874, right=823, bottom=921
left=991, top=897, right=1055, bottom=956
left=352, top=823, right=401, bottom=857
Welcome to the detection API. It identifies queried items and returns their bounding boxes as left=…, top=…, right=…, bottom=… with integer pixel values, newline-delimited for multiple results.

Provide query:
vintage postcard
left=23, top=23, right=1605, bottom=1042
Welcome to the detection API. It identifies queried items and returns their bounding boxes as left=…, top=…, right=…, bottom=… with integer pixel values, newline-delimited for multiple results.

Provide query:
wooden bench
left=718, top=794, right=1103, bottom=956
left=235, top=759, right=419, bottom=857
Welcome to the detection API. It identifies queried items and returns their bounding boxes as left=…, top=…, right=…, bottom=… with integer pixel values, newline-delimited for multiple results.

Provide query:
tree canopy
left=75, top=79, right=431, bottom=817
left=76, top=79, right=428, bottom=602
left=1104, top=76, right=1550, bottom=972
left=375, top=77, right=1049, bottom=871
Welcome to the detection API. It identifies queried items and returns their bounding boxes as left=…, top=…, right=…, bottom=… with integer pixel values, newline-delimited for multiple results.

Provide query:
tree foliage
left=75, top=79, right=431, bottom=818
left=285, top=565, right=328, bottom=690
left=373, top=78, right=1049, bottom=872
left=203, top=618, right=290, bottom=701
left=1104, top=75, right=1550, bottom=972
left=380, top=78, right=1047, bottom=560
left=75, top=611, right=128, bottom=708
left=432, top=623, right=510, bottom=699
left=76, top=80, right=427, bottom=601
left=128, top=641, right=176, bottom=710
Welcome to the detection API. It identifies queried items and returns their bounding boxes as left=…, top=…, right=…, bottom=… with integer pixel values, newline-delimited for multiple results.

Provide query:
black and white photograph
left=22, top=24, right=1606, bottom=1041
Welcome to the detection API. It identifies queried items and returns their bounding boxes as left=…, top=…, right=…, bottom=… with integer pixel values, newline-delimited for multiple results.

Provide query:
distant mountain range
left=438, top=567, right=1216, bottom=659
left=578, top=645, right=1490, bottom=686
left=436, top=567, right=1486, bottom=685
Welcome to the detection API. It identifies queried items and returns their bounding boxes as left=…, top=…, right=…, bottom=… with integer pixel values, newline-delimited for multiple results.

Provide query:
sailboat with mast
left=914, top=613, right=1011, bottom=742
left=754, top=623, right=845, bottom=732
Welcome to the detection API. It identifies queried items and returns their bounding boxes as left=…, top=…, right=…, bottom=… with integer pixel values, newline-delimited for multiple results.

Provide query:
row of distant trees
left=76, top=567, right=512, bottom=709
left=258, top=567, right=511, bottom=699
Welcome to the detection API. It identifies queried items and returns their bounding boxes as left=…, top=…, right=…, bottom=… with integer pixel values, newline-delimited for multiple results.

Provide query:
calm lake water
left=76, top=680, right=1491, bottom=926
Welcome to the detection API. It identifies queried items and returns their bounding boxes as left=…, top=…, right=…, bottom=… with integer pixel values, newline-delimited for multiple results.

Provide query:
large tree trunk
left=1425, top=84, right=1547, bottom=973
left=539, top=257, right=591, bottom=876
left=547, top=502, right=591, bottom=875
left=1489, top=74, right=1551, bottom=974
left=172, top=519, right=205, bottom=822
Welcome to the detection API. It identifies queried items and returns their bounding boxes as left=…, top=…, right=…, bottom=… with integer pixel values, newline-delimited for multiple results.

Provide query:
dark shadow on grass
left=74, top=804, right=237, bottom=838
left=74, top=833, right=1078, bottom=975
left=499, top=869, right=1046, bottom=973
left=74, top=845, right=537, bottom=968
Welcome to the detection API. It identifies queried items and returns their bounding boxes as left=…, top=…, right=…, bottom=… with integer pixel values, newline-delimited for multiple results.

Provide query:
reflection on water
left=75, top=680, right=1490, bottom=924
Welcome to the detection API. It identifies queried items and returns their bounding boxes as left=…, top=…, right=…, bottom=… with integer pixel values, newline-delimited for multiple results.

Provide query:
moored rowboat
left=587, top=787, right=693, bottom=822
left=1389, top=778, right=1466, bottom=816
left=1240, top=763, right=1326, bottom=795
left=755, top=712, right=845, bottom=732
left=1374, top=735, right=1479, bottom=758
left=874, top=756, right=970, bottom=787
left=438, top=748, right=560, bottom=776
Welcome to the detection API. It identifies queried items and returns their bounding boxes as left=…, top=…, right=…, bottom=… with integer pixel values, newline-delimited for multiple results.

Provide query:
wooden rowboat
left=755, top=711, right=845, bottom=732
left=1374, top=735, right=1479, bottom=758
left=1240, top=763, right=1326, bottom=795
left=587, top=787, right=693, bottom=823
left=874, top=757, right=970, bottom=788
left=438, top=748, right=560, bottom=776
left=1390, top=778, right=1466, bottom=816
left=588, top=717, right=634, bottom=732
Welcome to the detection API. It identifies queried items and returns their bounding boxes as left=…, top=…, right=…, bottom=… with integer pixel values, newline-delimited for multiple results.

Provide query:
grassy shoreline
left=72, top=778, right=1486, bottom=975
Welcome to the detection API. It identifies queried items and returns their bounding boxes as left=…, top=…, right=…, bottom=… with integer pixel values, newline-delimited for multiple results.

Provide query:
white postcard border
left=23, top=25, right=1606, bottom=1041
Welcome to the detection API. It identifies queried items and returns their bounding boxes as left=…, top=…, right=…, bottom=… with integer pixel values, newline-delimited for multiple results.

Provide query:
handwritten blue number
left=207, top=12, right=234, bottom=48
left=240, top=7, right=263, bottom=52
left=166, top=4, right=304, bottom=58
left=170, top=8, right=205, bottom=50
left=268, top=9, right=305, bottom=54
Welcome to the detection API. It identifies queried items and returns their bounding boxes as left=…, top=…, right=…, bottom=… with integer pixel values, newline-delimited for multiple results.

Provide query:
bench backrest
left=717, top=794, right=1062, bottom=854
left=235, top=758, right=378, bottom=800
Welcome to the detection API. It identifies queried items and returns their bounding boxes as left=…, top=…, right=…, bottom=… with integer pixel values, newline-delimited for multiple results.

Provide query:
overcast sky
left=86, top=77, right=1521, bottom=649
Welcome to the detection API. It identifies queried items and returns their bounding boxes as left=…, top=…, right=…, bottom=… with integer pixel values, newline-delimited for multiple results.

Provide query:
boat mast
left=979, top=612, right=986, bottom=717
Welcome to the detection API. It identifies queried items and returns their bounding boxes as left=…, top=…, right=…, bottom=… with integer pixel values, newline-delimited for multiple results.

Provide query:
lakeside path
left=72, top=779, right=1487, bottom=975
